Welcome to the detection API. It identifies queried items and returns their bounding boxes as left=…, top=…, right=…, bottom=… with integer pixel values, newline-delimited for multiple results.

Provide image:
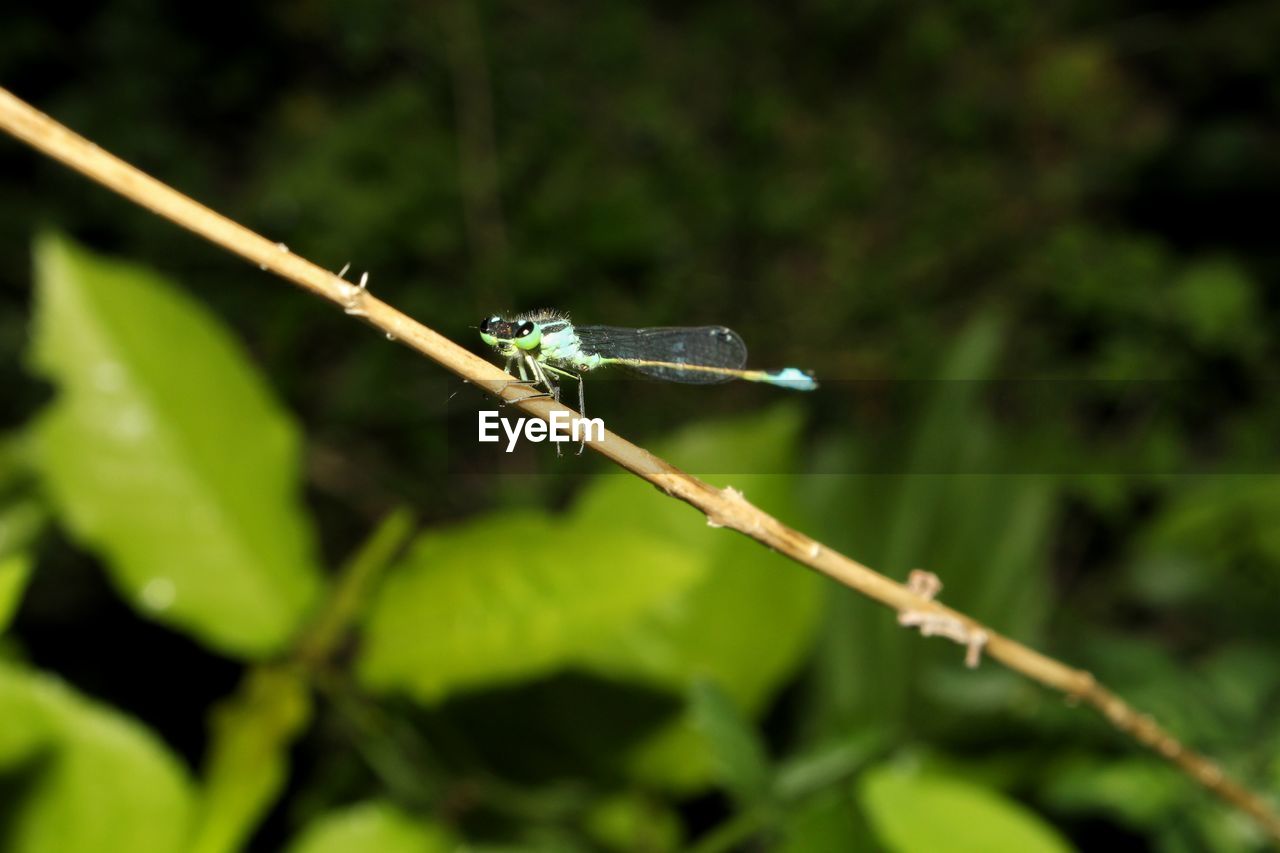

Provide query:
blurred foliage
left=0, top=659, right=195, bottom=852
left=0, top=554, right=32, bottom=635
left=283, top=800, right=455, bottom=853
left=28, top=235, right=323, bottom=657
left=192, top=665, right=312, bottom=853
left=2, top=0, right=1280, bottom=850
left=858, top=762, right=1073, bottom=853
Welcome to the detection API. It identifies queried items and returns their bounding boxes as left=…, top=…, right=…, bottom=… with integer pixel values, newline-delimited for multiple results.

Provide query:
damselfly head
left=478, top=315, right=543, bottom=352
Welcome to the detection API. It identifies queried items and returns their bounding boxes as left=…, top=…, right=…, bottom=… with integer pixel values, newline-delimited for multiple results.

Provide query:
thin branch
left=1, top=86, right=1276, bottom=843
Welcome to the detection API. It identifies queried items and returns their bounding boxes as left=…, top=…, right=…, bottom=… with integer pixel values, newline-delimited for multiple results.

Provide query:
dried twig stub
left=897, top=570, right=987, bottom=669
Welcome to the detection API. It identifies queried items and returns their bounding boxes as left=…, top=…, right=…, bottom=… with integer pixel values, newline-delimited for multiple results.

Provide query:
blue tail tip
left=766, top=367, right=818, bottom=391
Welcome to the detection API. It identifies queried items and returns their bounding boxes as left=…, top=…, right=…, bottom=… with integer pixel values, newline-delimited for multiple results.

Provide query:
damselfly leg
left=493, top=356, right=553, bottom=407
left=542, top=363, right=587, bottom=454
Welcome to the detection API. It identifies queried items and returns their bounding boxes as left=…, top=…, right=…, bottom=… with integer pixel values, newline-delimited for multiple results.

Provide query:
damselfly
left=478, top=310, right=817, bottom=422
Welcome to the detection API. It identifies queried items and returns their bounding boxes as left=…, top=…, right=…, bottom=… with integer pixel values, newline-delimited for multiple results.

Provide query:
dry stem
left=1, top=87, right=1276, bottom=843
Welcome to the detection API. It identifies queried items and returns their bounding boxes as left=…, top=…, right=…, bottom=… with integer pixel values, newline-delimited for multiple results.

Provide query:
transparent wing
left=574, top=325, right=748, bottom=384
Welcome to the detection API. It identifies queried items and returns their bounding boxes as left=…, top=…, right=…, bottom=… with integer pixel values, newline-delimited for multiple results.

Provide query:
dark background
left=2, top=1, right=1280, bottom=850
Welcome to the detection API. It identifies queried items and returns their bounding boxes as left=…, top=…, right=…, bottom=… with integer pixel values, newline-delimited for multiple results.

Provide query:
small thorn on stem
left=342, top=270, right=371, bottom=317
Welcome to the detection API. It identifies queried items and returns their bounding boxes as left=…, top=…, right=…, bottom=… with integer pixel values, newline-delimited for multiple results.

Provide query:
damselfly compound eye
left=480, top=316, right=501, bottom=335
left=513, top=320, right=542, bottom=350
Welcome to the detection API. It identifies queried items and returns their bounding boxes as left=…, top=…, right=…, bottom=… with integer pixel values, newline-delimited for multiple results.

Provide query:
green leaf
left=573, top=406, right=822, bottom=788
left=1130, top=477, right=1280, bottom=628
left=584, top=792, right=683, bottom=852
left=0, top=659, right=195, bottom=853
left=690, top=680, right=773, bottom=808
left=28, top=234, right=323, bottom=657
left=284, top=801, right=454, bottom=853
left=1040, top=755, right=1184, bottom=828
left=778, top=787, right=873, bottom=853
left=773, top=734, right=886, bottom=852
left=859, top=764, right=1071, bottom=853
left=0, top=552, right=32, bottom=634
left=0, top=434, right=48, bottom=591
left=1172, top=258, right=1261, bottom=354
left=358, top=406, right=820, bottom=793
left=357, top=509, right=706, bottom=702
left=803, top=316, right=1057, bottom=735
left=572, top=406, right=821, bottom=701
left=774, top=731, right=885, bottom=803
left=296, top=508, right=415, bottom=666
left=189, top=666, right=312, bottom=853
left=0, top=496, right=45, bottom=562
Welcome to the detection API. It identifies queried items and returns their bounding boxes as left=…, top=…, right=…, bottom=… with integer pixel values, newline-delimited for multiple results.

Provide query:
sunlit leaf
left=29, top=234, right=323, bottom=657
left=357, top=510, right=705, bottom=702
left=284, top=801, right=454, bottom=853
left=859, top=764, right=1071, bottom=853
left=573, top=406, right=822, bottom=787
left=574, top=406, right=820, bottom=707
left=0, top=660, right=195, bottom=853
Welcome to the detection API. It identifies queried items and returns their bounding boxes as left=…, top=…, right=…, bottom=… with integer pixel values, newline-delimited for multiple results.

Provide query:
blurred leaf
left=190, top=666, right=312, bottom=853
left=1172, top=258, right=1261, bottom=355
left=774, top=731, right=885, bottom=803
left=0, top=659, right=195, bottom=853
left=584, top=792, right=682, bottom=852
left=0, top=433, right=48, bottom=573
left=1130, top=476, right=1280, bottom=627
left=28, top=234, right=323, bottom=657
left=778, top=786, right=872, bottom=853
left=357, top=510, right=705, bottom=702
left=423, top=673, right=680, bottom=787
left=618, top=719, right=714, bottom=791
left=284, top=800, right=454, bottom=853
left=0, top=552, right=32, bottom=634
left=1165, top=789, right=1273, bottom=853
left=690, top=680, right=772, bottom=809
left=1213, top=646, right=1280, bottom=724
left=359, top=407, right=821, bottom=790
left=573, top=407, right=822, bottom=787
left=1073, top=632, right=1236, bottom=749
left=0, top=497, right=45, bottom=564
left=858, top=763, right=1071, bottom=853
left=804, top=316, right=1057, bottom=738
left=574, top=502, right=821, bottom=705
left=297, top=508, right=415, bottom=666
left=1040, top=755, right=1184, bottom=828
left=572, top=404, right=809, bottom=545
